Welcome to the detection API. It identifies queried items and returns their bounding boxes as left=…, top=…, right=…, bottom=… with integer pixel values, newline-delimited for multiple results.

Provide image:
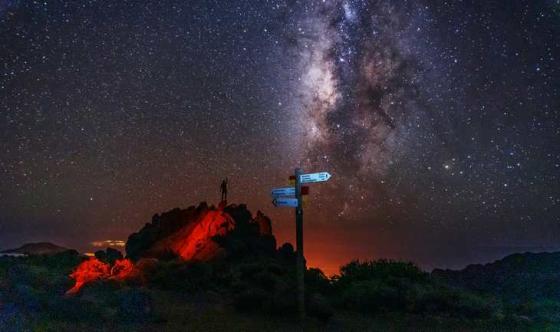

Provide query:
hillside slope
left=433, top=252, right=560, bottom=302
left=1, top=242, right=70, bottom=255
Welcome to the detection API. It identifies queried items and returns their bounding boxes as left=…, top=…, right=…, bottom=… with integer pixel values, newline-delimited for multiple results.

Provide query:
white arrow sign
left=272, top=197, right=298, bottom=208
left=271, top=187, right=295, bottom=197
left=299, top=172, right=332, bottom=184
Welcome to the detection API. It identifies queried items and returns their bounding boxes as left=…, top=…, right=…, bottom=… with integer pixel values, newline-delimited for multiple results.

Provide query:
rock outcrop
left=68, top=202, right=281, bottom=295
left=125, top=202, right=276, bottom=262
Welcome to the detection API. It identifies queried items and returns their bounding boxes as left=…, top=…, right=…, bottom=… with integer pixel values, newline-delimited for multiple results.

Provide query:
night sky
left=1, top=0, right=559, bottom=275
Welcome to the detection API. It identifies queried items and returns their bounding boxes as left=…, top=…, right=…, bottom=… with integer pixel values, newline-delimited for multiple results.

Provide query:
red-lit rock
left=66, top=258, right=110, bottom=295
left=110, top=258, right=138, bottom=280
left=125, top=202, right=275, bottom=261
left=67, top=257, right=138, bottom=295
left=67, top=202, right=279, bottom=295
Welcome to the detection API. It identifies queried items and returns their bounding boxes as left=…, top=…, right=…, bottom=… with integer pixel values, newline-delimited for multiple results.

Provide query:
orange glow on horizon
left=273, top=224, right=377, bottom=277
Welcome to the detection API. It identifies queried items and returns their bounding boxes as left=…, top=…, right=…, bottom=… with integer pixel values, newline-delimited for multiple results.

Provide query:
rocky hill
left=125, top=202, right=278, bottom=262
left=1, top=242, right=70, bottom=256
left=433, top=252, right=560, bottom=303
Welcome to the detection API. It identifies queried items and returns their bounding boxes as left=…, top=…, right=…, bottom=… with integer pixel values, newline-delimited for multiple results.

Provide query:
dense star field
left=1, top=1, right=559, bottom=274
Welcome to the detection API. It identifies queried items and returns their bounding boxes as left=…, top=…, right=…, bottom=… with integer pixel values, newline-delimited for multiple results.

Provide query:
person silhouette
left=220, top=177, right=228, bottom=203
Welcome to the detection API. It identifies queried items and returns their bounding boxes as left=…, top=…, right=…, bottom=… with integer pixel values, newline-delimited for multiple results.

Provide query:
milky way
left=1, top=1, right=559, bottom=273
left=297, top=1, right=421, bottom=173
left=287, top=1, right=434, bottom=223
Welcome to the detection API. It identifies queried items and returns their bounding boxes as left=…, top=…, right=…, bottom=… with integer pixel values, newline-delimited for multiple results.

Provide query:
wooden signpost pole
left=294, top=167, right=305, bottom=321
left=270, top=169, right=332, bottom=322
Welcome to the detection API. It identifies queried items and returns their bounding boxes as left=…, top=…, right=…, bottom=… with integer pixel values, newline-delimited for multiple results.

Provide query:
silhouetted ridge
left=125, top=202, right=277, bottom=262
left=1, top=242, right=71, bottom=255
left=433, top=251, right=560, bottom=302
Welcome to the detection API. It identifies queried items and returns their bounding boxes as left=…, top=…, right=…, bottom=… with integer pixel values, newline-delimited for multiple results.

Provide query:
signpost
left=271, top=186, right=309, bottom=197
left=272, top=197, right=298, bottom=207
left=270, top=168, right=332, bottom=321
left=271, top=187, right=295, bottom=197
left=299, top=171, right=332, bottom=184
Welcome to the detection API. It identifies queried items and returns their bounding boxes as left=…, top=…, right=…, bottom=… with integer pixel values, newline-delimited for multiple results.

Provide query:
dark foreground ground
left=3, top=250, right=560, bottom=331
left=22, top=290, right=553, bottom=332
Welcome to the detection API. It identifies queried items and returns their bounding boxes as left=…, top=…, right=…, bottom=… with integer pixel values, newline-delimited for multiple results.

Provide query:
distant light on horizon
left=90, top=240, right=126, bottom=248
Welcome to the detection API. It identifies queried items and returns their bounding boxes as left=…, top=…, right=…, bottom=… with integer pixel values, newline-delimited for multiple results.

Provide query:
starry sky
left=1, top=0, right=559, bottom=275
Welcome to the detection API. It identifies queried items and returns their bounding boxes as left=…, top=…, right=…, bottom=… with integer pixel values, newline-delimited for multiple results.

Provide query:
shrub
left=0, top=302, right=28, bottom=332
left=337, top=260, right=428, bottom=287
left=332, top=259, right=496, bottom=318
left=307, top=293, right=334, bottom=321
left=338, top=279, right=402, bottom=313
left=414, top=285, right=496, bottom=318
left=145, top=260, right=214, bottom=292
left=233, top=288, right=270, bottom=312
left=230, top=259, right=299, bottom=315
left=514, top=299, right=560, bottom=322
left=95, top=248, right=123, bottom=264
left=305, top=268, right=332, bottom=295
left=116, top=288, right=153, bottom=323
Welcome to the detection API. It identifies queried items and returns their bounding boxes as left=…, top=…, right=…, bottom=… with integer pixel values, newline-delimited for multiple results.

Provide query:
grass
left=26, top=289, right=558, bottom=332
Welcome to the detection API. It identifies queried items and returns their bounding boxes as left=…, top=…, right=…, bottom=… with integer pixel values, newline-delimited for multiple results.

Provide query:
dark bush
left=338, top=279, right=401, bottom=313
left=233, top=287, right=271, bottom=312
left=305, top=268, right=332, bottom=295
left=13, top=284, right=42, bottom=312
left=307, top=293, right=334, bottom=321
left=45, top=295, right=104, bottom=322
left=0, top=302, right=28, bottom=332
left=413, top=285, right=496, bottom=318
left=230, top=258, right=299, bottom=315
left=513, top=299, right=560, bottom=322
left=145, top=260, right=214, bottom=292
left=337, top=259, right=428, bottom=287
left=332, top=259, right=496, bottom=318
left=95, top=248, right=123, bottom=264
left=6, top=264, right=34, bottom=286
left=116, top=288, right=153, bottom=323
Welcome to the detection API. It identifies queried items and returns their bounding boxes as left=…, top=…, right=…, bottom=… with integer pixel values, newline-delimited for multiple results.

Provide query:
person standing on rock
left=220, top=177, right=228, bottom=203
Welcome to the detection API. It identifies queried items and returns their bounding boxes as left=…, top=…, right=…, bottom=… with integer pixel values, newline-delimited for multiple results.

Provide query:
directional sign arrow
left=299, top=172, right=332, bottom=184
left=272, top=197, right=299, bottom=208
left=271, top=187, right=295, bottom=197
